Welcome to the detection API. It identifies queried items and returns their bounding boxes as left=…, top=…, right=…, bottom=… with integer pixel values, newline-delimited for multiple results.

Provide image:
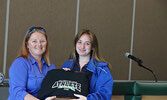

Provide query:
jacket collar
left=73, top=57, right=108, bottom=73
left=87, top=57, right=108, bottom=73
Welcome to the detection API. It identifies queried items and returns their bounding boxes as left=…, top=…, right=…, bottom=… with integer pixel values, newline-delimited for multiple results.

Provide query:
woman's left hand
left=74, top=94, right=87, bottom=100
left=45, top=96, right=56, bottom=100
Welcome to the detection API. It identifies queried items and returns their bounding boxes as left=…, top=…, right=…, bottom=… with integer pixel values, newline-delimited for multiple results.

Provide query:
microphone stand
left=138, top=62, right=158, bottom=82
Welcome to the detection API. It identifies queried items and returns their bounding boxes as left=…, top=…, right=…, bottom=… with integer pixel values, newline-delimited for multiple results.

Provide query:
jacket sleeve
left=87, top=66, right=113, bottom=100
left=61, top=60, right=72, bottom=69
left=9, top=58, right=29, bottom=100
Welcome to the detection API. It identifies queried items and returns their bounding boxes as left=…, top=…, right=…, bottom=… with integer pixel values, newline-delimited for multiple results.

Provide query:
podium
left=112, top=81, right=167, bottom=100
left=1, top=81, right=167, bottom=100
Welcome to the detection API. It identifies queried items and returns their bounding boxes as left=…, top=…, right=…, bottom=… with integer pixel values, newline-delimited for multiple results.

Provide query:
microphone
left=125, top=52, right=143, bottom=64
left=125, top=52, right=158, bottom=82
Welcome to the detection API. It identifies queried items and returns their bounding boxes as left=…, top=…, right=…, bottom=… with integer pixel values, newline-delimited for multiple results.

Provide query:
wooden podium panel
left=142, top=95, right=167, bottom=100
left=111, top=95, right=124, bottom=100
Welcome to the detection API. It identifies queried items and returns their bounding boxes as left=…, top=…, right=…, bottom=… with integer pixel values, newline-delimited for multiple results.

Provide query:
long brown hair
left=17, top=27, right=51, bottom=66
left=70, top=29, right=111, bottom=68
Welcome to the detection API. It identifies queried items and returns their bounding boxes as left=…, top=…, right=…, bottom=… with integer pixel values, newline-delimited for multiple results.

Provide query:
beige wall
left=0, top=0, right=167, bottom=81
left=132, top=0, right=167, bottom=80
left=0, top=0, right=7, bottom=74
left=78, top=0, right=133, bottom=80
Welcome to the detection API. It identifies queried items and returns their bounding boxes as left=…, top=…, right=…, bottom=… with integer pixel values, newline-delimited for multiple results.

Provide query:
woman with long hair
left=62, top=29, right=113, bottom=100
left=8, top=27, right=56, bottom=100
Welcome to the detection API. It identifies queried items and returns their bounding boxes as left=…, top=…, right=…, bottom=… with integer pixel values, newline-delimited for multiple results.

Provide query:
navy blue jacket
left=61, top=57, right=113, bottom=100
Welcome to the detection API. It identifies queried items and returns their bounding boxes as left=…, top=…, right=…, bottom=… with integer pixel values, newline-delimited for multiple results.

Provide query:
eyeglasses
left=26, top=27, right=46, bottom=37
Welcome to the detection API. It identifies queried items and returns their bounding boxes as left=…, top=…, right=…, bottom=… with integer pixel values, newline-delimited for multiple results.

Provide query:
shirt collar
left=73, top=57, right=96, bottom=73
left=73, top=57, right=107, bottom=73
left=29, top=53, right=46, bottom=65
left=87, top=57, right=96, bottom=73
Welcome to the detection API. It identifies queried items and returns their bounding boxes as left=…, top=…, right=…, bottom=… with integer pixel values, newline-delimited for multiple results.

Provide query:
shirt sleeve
left=49, top=63, right=56, bottom=70
left=87, top=66, right=113, bottom=100
left=9, top=58, right=29, bottom=100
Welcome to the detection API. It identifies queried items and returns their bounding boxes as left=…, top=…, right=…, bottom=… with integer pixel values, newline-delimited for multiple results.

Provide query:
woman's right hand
left=62, top=68, right=71, bottom=71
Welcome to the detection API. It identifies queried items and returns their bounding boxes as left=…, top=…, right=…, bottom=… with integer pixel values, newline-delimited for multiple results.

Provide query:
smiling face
left=76, top=34, right=92, bottom=57
left=27, top=32, right=47, bottom=59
